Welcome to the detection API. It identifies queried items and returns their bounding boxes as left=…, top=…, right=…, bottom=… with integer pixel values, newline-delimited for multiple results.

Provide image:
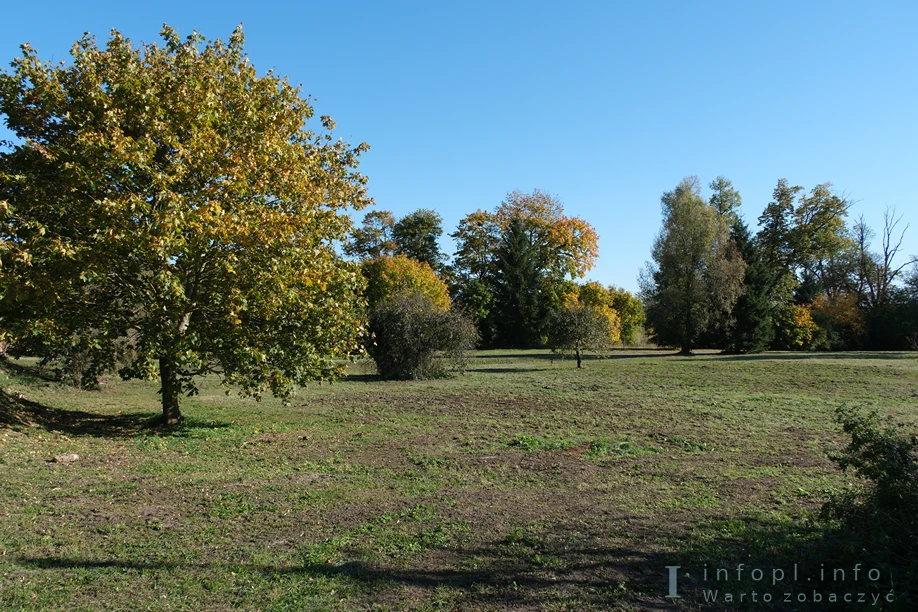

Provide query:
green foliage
left=362, top=254, right=450, bottom=311
left=771, top=303, right=818, bottom=350
left=547, top=304, right=615, bottom=368
left=393, top=208, right=447, bottom=272
left=452, top=277, right=495, bottom=346
left=830, top=406, right=918, bottom=510
left=368, top=292, right=478, bottom=380
left=493, top=219, right=550, bottom=348
left=708, top=175, right=742, bottom=226
left=641, top=177, right=745, bottom=353
left=722, top=219, right=774, bottom=353
left=450, top=191, right=599, bottom=349
left=0, top=26, right=371, bottom=424
left=344, top=210, right=396, bottom=260
left=607, top=287, right=645, bottom=346
left=823, top=406, right=918, bottom=595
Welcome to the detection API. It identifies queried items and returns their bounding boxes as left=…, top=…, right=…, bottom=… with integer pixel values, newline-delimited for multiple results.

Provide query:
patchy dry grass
left=1, top=349, right=916, bottom=610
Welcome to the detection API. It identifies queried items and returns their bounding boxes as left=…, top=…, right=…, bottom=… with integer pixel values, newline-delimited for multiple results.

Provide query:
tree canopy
left=641, top=177, right=745, bottom=354
left=0, top=26, right=372, bottom=424
left=392, top=208, right=447, bottom=272
left=361, top=254, right=450, bottom=311
left=451, top=189, right=599, bottom=348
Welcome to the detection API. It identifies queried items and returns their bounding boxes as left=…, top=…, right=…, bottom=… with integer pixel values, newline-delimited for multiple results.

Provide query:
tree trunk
left=575, top=347, right=582, bottom=369
left=159, top=357, right=183, bottom=425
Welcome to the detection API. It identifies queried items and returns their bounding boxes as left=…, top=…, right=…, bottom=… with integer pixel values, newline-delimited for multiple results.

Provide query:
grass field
left=1, top=350, right=916, bottom=611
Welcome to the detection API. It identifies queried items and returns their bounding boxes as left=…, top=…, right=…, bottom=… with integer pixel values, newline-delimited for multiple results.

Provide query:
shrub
left=822, top=406, right=918, bottom=595
left=827, top=406, right=918, bottom=517
left=369, top=293, right=478, bottom=380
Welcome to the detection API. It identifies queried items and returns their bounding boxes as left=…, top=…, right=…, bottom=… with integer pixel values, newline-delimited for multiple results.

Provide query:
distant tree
left=640, top=177, right=745, bottom=354
left=810, top=292, right=865, bottom=350
left=493, top=190, right=600, bottom=279
left=709, top=176, right=742, bottom=226
left=393, top=208, right=447, bottom=272
left=450, top=210, right=502, bottom=282
left=345, top=210, right=396, bottom=260
left=548, top=305, right=615, bottom=368
left=362, top=254, right=450, bottom=311
left=853, top=208, right=917, bottom=311
left=577, top=282, right=622, bottom=345
left=722, top=219, right=774, bottom=353
left=492, top=219, right=547, bottom=347
left=608, top=287, right=645, bottom=346
left=772, top=303, right=818, bottom=350
left=0, top=26, right=371, bottom=425
left=452, top=278, right=495, bottom=346
left=757, top=179, right=804, bottom=299
left=757, top=180, right=851, bottom=296
left=369, top=293, right=477, bottom=380
left=451, top=190, right=599, bottom=348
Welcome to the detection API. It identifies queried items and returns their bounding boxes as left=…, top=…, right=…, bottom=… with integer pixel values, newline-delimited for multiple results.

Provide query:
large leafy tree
left=640, top=177, right=745, bottom=354
left=492, top=219, right=546, bottom=347
left=344, top=210, right=396, bottom=260
left=722, top=219, right=774, bottom=353
left=361, top=254, right=450, bottom=311
left=392, top=208, right=447, bottom=272
left=451, top=189, right=599, bottom=347
left=757, top=179, right=850, bottom=297
left=0, top=27, right=371, bottom=425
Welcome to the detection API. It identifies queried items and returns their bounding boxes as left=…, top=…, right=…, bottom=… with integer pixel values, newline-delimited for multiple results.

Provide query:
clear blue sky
left=2, top=1, right=916, bottom=293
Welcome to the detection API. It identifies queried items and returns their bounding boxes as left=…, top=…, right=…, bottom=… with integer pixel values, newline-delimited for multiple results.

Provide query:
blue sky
left=2, top=1, right=916, bottom=292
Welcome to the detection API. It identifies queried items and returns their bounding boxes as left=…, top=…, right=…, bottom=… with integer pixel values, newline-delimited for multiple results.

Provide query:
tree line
left=641, top=176, right=918, bottom=354
left=344, top=192, right=643, bottom=354
left=0, top=27, right=641, bottom=424
left=2, top=27, right=915, bottom=426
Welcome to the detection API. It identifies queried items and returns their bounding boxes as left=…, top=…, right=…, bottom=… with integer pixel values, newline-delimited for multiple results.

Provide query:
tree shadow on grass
left=0, top=357, right=60, bottom=382
left=466, top=367, right=549, bottom=374
left=0, top=388, right=231, bottom=439
left=715, top=352, right=917, bottom=362
left=339, top=372, right=384, bottom=383
left=14, top=513, right=913, bottom=610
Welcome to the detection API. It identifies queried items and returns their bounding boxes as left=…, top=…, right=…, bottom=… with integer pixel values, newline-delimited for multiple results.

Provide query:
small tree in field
left=548, top=305, right=614, bottom=368
left=0, top=27, right=371, bottom=425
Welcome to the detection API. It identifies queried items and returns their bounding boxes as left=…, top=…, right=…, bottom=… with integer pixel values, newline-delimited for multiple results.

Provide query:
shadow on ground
left=12, top=513, right=914, bottom=610
left=0, top=388, right=230, bottom=438
left=715, top=352, right=917, bottom=362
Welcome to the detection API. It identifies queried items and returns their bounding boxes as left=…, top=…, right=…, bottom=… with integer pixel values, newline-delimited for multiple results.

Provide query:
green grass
left=1, top=349, right=917, bottom=610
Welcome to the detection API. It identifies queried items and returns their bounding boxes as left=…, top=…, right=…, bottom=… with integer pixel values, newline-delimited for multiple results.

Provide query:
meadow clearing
left=1, top=350, right=916, bottom=611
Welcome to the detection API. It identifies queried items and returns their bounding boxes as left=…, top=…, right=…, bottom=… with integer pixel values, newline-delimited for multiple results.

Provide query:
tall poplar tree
left=640, top=177, right=745, bottom=354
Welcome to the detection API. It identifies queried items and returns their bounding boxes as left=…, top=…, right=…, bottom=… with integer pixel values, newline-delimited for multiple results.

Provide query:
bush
left=826, top=406, right=918, bottom=519
left=369, top=293, right=478, bottom=380
left=822, top=406, right=918, bottom=596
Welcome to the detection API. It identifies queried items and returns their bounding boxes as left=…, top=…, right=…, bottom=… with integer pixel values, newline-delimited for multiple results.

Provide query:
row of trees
left=347, top=191, right=644, bottom=353
left=641, top=176, right=917, bottom=353
left=0, top=26, right=642, bottom=425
